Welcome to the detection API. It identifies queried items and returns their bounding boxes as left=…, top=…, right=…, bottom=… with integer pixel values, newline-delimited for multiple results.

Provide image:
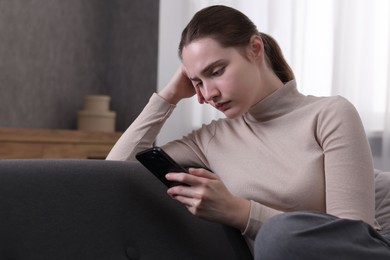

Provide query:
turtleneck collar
left=244, top=80, right=304, bottom=122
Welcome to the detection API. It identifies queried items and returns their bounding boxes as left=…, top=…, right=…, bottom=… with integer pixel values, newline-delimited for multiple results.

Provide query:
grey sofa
left=0, top=160, right=389, bottom=260
left=0, top=159, right=252, bottom=260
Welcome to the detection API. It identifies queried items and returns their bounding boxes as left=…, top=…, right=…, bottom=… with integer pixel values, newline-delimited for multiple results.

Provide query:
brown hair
left=178, top=5, right=294, bottom=83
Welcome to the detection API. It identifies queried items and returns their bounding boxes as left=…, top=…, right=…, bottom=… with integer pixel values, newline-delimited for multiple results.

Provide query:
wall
left=156, top=0, right=194, bottom=145
left=0, top=0, right=159, bottom=131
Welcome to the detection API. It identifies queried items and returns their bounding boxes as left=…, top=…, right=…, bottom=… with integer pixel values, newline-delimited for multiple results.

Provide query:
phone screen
left=135, top=147, right=188, bottom=187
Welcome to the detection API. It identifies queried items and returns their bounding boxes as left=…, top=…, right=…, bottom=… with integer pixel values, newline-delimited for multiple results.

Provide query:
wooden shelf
left=0, top=128, right=122, bottom=159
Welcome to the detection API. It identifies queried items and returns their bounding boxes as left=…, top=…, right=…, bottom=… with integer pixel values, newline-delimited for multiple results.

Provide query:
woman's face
left=182, top=37, right=264, bottom=118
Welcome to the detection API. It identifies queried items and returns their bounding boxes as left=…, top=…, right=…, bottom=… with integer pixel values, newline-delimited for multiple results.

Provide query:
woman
left=107, top=5, right=390, bottom=259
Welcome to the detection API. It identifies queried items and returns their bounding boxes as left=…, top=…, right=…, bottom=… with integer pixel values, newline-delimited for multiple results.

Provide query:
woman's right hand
left=159, top=65, right=202, bottom=105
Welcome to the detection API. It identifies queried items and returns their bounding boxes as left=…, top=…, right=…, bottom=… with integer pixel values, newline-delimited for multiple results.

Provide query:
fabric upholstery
left=375, top=169, right=390, bottom=231
left=0, top=159, right=252, bottom=260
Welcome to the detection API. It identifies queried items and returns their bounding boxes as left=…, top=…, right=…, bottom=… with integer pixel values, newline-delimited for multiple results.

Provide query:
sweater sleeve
left=318, top=97, right=375, bottom=226
left=242, top=96, right=376, bottom=239
left=106, top=93, right=176, bottom=161
left=242, top=201, right=284, bottom=240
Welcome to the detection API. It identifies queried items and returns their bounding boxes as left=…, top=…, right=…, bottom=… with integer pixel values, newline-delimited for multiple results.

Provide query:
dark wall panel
left=0, top=0, right=159, bottom=131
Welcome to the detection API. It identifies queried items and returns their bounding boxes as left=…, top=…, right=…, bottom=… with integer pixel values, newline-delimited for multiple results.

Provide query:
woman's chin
left=223, top=108, right=245, bottom=119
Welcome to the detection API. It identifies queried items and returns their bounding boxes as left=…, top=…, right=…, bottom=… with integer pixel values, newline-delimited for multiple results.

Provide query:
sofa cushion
left=375, top=169, right=390, bottom=231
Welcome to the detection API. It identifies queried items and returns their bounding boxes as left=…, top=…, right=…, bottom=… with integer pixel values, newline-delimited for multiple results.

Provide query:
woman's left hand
left=166, top=168, right=250, bottom=232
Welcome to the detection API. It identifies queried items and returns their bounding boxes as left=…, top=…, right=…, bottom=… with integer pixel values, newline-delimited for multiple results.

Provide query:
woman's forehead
left=182, top=38, right=239, bottom=76
left=183, top=38, right=224, bottom=57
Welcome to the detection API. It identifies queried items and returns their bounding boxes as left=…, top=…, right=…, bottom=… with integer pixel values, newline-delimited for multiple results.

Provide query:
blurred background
left=157, top=0, right=390, bottom=171
left=0, top=0, right=389, bottom=169
left=0, top=0, right=159, bottom=132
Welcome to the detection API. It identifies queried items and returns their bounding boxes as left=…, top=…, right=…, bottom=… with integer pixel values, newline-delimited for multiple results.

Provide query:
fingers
left=174, top=195, right=201, bottom=213
left=194, top=86, right=207, bottom=104
left=165, top=168, right=250, bottom=230
left=166, top=177, right=204, bottom=215
left=167, top=184, right=196, bottom=201
left=166, top=169, right=205, bottom=198
left=165, top=168, right=216, bottom=186
left=187, top=167, right=216, bottom=179
left=166, top=168, right=217, bottom=205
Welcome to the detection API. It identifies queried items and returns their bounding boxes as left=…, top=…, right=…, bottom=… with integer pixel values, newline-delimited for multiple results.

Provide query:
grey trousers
left=254, top=211, right=390, bottom=260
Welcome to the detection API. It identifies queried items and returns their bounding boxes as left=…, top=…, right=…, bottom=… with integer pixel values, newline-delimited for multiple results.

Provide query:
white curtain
left=157, top=0, right=390, bottom=170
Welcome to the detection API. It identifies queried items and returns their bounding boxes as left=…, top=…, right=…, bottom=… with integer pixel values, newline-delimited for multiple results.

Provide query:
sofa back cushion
left=0, top=159, right=252, bottom=260
left=375, top=169, right=390, bottom=231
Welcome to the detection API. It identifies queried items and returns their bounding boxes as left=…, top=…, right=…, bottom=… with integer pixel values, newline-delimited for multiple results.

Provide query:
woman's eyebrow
left=189, top=59, right=227, bottom=81
left=201, top=60, right=226, bottom=75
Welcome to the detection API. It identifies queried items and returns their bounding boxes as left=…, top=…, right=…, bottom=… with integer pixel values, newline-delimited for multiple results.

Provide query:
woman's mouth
left=215, top=101, right=231, bottom=112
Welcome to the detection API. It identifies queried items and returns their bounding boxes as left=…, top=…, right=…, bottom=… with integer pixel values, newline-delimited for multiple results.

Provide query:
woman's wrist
left=228, top=197, right=251, bottom=232
left=158, top=87, right=182, bottom=105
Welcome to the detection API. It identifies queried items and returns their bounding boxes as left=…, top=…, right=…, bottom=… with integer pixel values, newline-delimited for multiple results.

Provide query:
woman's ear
left=247, top=35, right=264, bottom=61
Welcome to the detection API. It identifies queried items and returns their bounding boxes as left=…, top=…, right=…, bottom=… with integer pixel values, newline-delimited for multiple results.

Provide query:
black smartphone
left=135, top=147, right=188, bottom=187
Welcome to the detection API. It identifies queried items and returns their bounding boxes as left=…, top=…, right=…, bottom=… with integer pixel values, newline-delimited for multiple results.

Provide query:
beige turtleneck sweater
left=106, top=80, right=375, bottom=246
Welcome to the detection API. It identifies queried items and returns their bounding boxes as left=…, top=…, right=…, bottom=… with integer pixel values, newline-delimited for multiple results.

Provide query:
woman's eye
left=212, top=67, right=225, bottom=77
left=196, top=81, right=203, bottom=88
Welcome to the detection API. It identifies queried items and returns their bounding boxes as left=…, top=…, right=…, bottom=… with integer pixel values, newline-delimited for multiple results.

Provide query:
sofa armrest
left=0, top=159, right=252, bottom=260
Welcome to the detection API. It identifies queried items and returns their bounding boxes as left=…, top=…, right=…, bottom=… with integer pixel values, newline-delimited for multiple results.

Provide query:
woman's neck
left=256, top=66, right=284, bottom=103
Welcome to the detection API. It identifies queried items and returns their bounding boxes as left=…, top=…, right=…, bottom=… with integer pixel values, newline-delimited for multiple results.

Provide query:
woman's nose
left=203, top=83, right=220, bottom=102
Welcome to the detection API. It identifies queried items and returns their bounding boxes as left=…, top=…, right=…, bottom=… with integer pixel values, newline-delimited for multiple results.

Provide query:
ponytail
left=260, top=33, right=295, bottom=83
